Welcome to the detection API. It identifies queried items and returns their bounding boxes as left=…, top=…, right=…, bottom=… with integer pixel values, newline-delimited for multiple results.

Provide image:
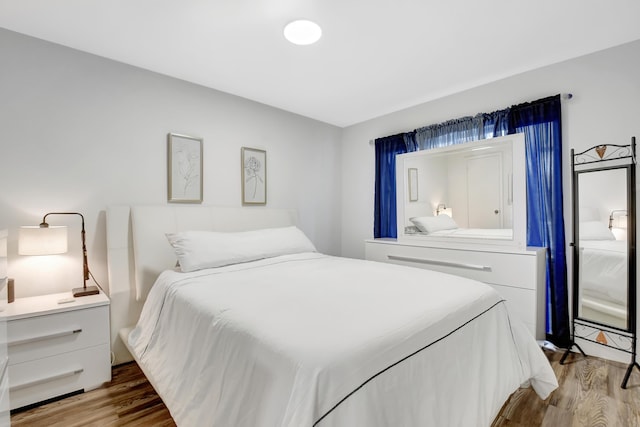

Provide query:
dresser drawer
left=366, top=242, right=540, bottom=290
left=8, top=343, right=110, bottom=410
left=366, top=239, right=546, bottom=340
left=8, top=305, right=109, bottom=365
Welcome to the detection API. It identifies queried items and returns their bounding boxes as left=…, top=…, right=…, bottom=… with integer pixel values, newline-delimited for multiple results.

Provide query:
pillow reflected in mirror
left=410, top=216, right=458, bottom=234
left=580, top=221, right=616, bottom=241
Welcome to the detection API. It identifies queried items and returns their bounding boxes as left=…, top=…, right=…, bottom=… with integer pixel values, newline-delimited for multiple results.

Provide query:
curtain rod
left=368, top=93, right=574, bottom=146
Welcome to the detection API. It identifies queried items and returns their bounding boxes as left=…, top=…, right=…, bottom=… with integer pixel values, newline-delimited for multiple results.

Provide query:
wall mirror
left=575, top=167, right=631, bottom=329
left=395, top=133, right=526, bottom=248
left=563, top=139, right=638, bottom=389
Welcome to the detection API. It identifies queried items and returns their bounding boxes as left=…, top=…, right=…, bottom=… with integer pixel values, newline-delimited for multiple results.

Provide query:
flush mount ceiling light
left=284, top=20, right=322, bottom=45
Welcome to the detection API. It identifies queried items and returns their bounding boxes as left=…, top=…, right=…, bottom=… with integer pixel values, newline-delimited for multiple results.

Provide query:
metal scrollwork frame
left=573, top=144, right=635, bottom=166
left=561, top=137, right=639, bottom=389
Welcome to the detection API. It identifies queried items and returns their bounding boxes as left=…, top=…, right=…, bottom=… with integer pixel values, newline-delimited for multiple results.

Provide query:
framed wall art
left=241, top=147, right=266, bottom=205
left=167, top=133, right=203, bottom=203
left=408, top=168, right=418, bottom=202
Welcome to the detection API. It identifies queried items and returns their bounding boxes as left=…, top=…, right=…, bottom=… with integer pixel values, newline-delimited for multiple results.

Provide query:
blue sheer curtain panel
left=414, top=108, right=511, bottom=149
left=415, top=116, right=481, bottom=149
left=480, top=108, right=511, bottom=139
left=374, top=133, right=416, bottom=238
left=373, top=97, right=567, bottom=345
left=509, top=95, right=569, bottom=346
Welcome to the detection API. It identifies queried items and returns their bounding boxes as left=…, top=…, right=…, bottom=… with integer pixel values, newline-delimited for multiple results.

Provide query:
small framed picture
left=167, top=133, right=203, bottom=203
left=241, top=147, right=266, bottom=205
left=408, top=168, right=418, bottom=202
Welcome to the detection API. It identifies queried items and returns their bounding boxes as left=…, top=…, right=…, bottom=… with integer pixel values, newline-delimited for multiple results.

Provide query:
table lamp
left=19, top=212, right=99, bottom=297
left=435, top=203, right=453, bottom=217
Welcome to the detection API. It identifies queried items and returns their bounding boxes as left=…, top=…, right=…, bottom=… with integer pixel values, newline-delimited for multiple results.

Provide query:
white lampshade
left=18, top=226, right=68, bottom=255
left=613, top=215, right=628, bottom=229
left=439, top=208, right=453, bottom=218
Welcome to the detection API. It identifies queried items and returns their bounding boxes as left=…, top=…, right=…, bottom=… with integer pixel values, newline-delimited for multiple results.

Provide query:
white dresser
left=5, top=291, right=111, bottom=410
left=365, top=239, right=546, bottom=340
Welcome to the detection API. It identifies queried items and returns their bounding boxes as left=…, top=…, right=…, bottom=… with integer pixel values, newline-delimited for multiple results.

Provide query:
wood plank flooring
left=10, top=349, right=640, bottom=426
left=11, top=361, right=175, bottom=427
left=492, top=349, right=640, bottom=427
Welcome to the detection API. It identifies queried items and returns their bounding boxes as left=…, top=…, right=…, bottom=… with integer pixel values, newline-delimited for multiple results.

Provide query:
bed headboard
left=106, top=205, right=298, bottom=364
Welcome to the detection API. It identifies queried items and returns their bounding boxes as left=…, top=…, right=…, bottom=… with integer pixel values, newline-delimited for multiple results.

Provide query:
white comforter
left=580, top=239, right=627, bottom=305
left=129, top=253, right=557, bottom=427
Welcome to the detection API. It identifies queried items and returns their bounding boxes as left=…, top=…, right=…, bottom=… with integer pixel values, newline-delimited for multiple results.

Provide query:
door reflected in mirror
left=577, top=167, right=629, bottom=329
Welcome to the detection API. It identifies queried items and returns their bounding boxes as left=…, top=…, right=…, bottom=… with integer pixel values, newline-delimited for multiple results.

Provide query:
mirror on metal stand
left=561, top=138, right=639, bottom=389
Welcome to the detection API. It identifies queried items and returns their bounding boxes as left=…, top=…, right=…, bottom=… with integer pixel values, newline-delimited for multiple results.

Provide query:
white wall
left=401, top=154, right=447, bottom=226
left=0, top=29, right=343, bottom=298
left=341, top=39, right=640, bottom=362
left=2, top=27, right=640, bottom=363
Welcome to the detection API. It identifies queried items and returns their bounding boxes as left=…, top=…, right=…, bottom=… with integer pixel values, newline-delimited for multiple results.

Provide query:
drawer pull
left=10, top=368, right=84, bottom=392
left=387, top=255, right=492, bottom=272
left=8, top=329, right=82, bottom=347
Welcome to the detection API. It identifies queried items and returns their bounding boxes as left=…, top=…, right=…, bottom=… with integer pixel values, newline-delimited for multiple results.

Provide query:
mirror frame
left=572, top=160, right=636, bottom=332
left=564, top=138, right=639, bottom=389
left=395, top=133, right=527, bottom=249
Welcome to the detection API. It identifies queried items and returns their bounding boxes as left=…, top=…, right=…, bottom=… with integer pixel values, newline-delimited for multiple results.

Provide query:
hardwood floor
left=10, top=349, right=640, bottom=426
left=492, top=349, right=640, bottom=427
left=10, top=362, right=175, bottom=427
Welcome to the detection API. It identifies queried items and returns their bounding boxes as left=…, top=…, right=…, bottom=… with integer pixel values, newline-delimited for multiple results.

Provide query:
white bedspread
left=129, top=253, right=557, bottom=427
left=580, top=239, right=627, bottom=305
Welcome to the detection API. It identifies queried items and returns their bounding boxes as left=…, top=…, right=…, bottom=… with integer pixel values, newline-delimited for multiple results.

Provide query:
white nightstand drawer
left=8, top=305, right=109, bottom=365
left=8, top=343, right=110, bottom=410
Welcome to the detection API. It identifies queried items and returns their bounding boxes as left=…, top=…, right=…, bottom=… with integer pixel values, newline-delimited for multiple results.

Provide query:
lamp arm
left=40, top=212, right=89, bottom=284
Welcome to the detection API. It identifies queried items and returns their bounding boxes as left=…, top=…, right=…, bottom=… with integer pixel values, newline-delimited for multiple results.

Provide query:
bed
left=106, top=205, right=557, bottom=427
left=579, top=238, right=628, bottom=328
left=407, top=215, right=513, bottom=240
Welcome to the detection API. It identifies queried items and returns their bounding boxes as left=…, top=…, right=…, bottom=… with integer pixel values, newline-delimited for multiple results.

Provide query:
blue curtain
left=374, top=133, right=417, bottom=238
left=414, top=109, right=510, bottom=149
left=480, top=109, right=511, bottom=139
left=415, top=116, right=482, bottom=149
left=373, top=97, right=568, bottom=345
left=509, top=95, right=569, bottom=346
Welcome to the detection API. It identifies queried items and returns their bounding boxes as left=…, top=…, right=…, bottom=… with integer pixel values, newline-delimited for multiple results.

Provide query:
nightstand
left=5, top=291, right=111, bottom=411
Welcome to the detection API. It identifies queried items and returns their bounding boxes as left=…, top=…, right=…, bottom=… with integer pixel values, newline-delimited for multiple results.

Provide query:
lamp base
left=72, top=285, right=100, bottom=297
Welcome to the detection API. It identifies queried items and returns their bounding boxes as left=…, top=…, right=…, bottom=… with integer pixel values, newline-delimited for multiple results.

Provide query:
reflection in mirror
left=408, top=168, right=418, bottom=202
left=577, top=168, right=628, bottom=329
left=396, top=133, right=526, bottom=248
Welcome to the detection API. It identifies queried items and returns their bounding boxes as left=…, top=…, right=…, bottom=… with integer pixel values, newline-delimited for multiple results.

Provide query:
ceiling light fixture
left=284, top=20, right=322, bottom=45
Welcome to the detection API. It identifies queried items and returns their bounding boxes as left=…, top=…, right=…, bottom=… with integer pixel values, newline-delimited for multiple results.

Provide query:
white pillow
left=166, top=226, right=317, bottom=272
left=410, top=215, right=458, bottom=234
left=580, top=221, right=615, bottom=240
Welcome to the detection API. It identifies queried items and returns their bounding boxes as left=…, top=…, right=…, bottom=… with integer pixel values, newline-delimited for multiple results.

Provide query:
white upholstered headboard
left=106, top=205, right=298, bottom=364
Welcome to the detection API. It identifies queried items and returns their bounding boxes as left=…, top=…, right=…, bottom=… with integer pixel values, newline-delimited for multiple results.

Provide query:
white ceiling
left=1, top=1, right=640, bottom=127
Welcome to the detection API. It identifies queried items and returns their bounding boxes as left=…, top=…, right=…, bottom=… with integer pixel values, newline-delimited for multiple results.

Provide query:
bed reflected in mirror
left=577, top=168, right=629, bottom=329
